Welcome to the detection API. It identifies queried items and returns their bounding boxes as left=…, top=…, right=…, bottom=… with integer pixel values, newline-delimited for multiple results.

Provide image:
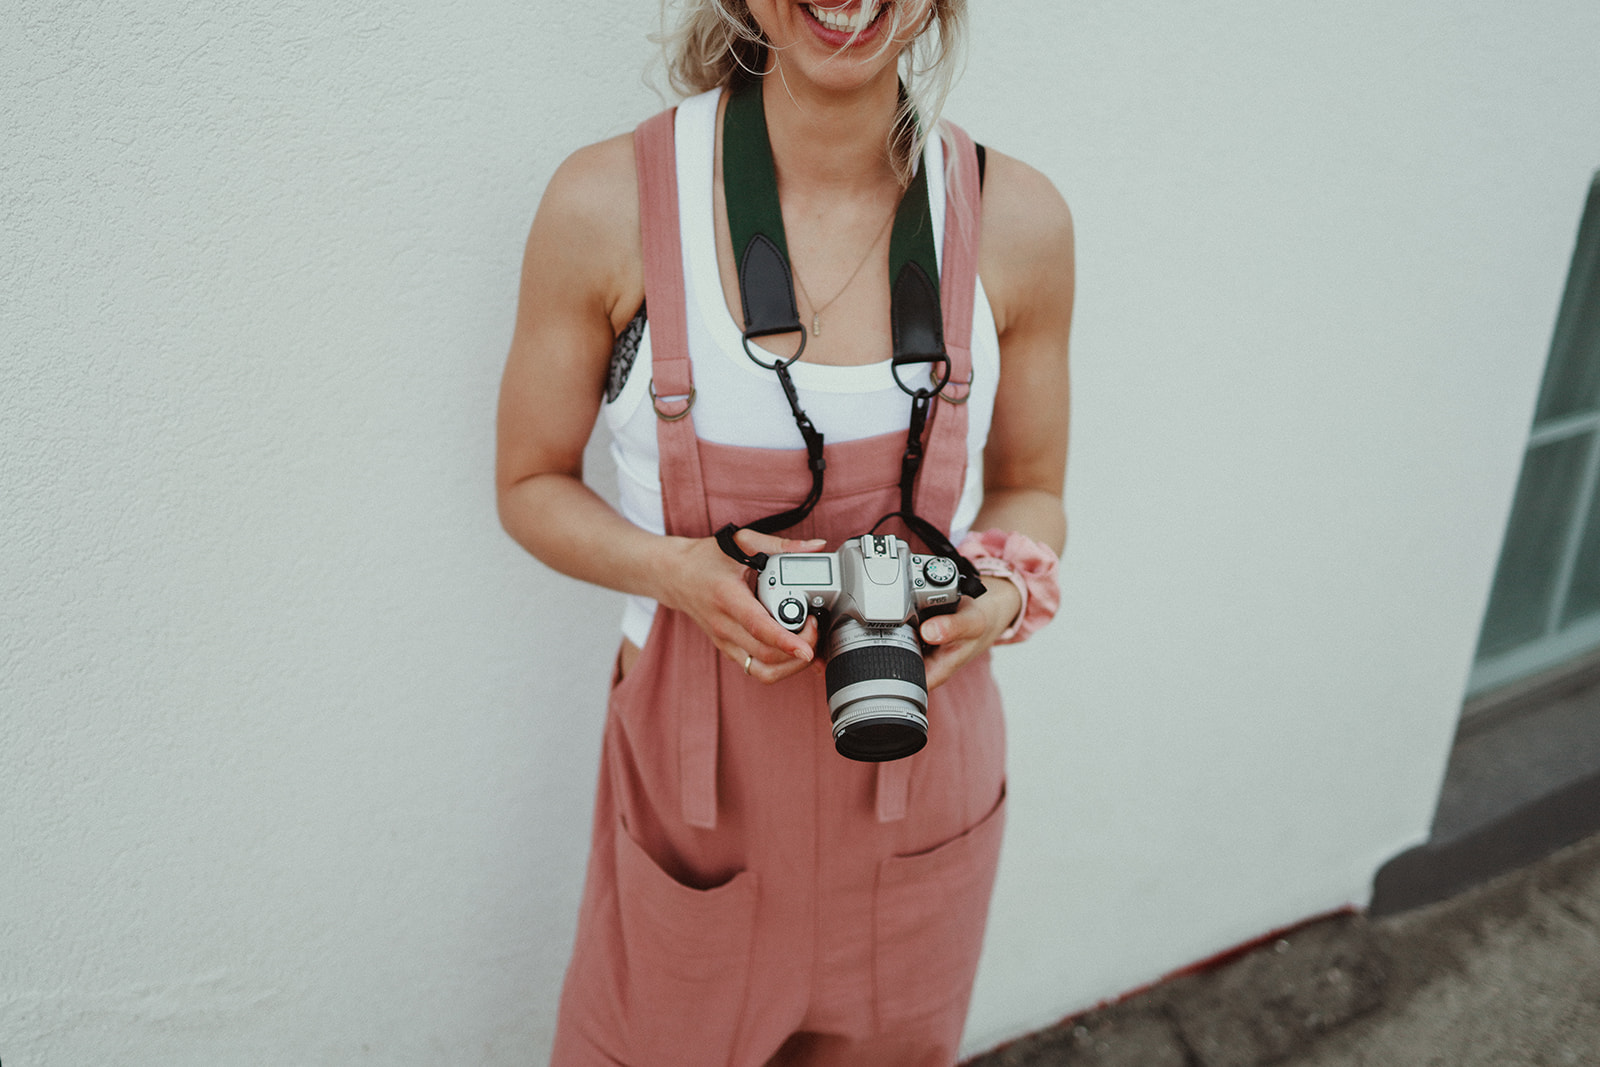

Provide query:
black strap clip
left=716, top=523, right=769, bottom=571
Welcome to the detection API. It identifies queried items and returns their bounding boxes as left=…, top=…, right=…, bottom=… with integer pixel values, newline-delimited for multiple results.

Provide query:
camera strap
left=713, top=77, right=985, bottom=600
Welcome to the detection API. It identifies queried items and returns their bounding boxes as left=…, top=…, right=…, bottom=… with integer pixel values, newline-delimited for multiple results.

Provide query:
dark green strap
left=886, top=160, right=935, bottom=307
left=723, top=80, right=789, bottom=276
left=724, top=77, right=943, bottom=357
left=718, top=78, right=981, bottom=600
left=723, top=80, right=802, bottom=343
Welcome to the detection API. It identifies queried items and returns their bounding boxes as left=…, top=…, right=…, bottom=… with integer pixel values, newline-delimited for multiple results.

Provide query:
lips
left=801, top=0, right=887, bottom=43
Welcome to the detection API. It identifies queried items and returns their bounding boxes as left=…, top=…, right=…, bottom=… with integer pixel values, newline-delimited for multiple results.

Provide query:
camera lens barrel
left=825, top=621, right=929, bottom=762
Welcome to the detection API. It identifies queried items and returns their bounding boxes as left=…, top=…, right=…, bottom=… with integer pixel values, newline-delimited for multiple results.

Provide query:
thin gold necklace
left=790, top=207, right=897, bottom=337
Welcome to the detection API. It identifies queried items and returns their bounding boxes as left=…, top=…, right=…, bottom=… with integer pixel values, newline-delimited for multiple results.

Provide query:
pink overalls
left=550, top=108, right=1005, bottom=1067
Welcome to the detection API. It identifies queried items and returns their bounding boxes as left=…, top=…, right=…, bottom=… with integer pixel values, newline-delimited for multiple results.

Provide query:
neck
left=758, top=66, right=904, bottom=195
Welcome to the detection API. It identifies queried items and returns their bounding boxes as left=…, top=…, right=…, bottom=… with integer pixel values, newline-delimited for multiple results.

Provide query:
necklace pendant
left=812, top=313, right=822, bottom=337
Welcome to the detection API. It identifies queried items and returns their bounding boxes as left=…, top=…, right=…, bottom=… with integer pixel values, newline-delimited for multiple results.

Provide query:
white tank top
left=604, top=88, right=1001, bottom=646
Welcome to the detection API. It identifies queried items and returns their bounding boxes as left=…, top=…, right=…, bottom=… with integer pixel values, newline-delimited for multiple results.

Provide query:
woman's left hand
left=917, top=579, right=1023, bottom=690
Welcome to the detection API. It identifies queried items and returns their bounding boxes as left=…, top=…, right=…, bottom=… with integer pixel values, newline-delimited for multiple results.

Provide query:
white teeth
left=806, top=1, right=880, bottom=34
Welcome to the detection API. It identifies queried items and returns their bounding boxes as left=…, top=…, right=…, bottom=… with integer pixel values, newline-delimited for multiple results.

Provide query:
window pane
left=1560, top=448, right=1600, bottom=626
left=1534, top=175, right=1600, bottom=425
left=1477, top=434, right=1592, bottom=657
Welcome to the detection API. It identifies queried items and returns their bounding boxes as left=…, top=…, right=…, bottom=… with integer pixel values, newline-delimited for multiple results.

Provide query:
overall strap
left=913, top=121, right=983, bottom=537
left=878, top=123, right=984, bottom=823
left=634, top=107, right=721, bottom=830
left=636, top=108, right=711, bottom=541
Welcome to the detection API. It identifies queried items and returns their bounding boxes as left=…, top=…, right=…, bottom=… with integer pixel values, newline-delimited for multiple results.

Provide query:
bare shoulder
left=980, top=149, right=1074, bottom=263
left=977, top=148, right=1075, bottom=337
left=524, top=131, right=644, bottom=330
left=541, top=131, right=638, bottom=227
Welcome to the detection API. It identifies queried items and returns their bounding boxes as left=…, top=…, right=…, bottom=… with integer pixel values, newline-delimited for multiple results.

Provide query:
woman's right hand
left=656, top=529, right=826, bottom=684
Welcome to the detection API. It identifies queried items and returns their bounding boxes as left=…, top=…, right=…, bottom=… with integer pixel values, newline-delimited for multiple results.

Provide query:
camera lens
left=832, top=704, right=928, bottom=761
left=825, top=621, right=929, bottom=762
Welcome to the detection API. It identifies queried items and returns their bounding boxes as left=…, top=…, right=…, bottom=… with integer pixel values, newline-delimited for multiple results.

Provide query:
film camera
left=756, top=534, right=968, bottom=762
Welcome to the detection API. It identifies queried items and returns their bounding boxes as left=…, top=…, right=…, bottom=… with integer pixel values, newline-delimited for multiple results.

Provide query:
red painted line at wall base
left=963, top=905, right=1360, bottom=1064
left=1154, top=905, right=1359, bottom=984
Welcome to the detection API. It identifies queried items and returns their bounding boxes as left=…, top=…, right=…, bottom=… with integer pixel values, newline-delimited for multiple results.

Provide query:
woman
left=497, top=2, right=1072, bottom=1063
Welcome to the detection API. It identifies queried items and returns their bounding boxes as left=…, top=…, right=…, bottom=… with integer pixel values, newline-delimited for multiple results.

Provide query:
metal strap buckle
left=650, top=380, right=696, bottom=421
left=741, top=327, right=806, bottom=371
left=939, top=371, right=974, bottom=405
left=891, top=353, right=951, bottom=400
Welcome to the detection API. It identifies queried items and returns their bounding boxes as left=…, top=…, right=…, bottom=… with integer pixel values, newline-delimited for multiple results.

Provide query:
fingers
left=919, top=588, right=1019, bottom=689
left=924, top=648, right=954, bottom=691
left=724, top=530, right=826, bottom=670
left=919, top=605, right=986, bottom=648
left=734, top=528, right=828, bottom=558
left=724, top=615, right=819, bottom=685
left=921, top=581, right=1022, bottom=649
left=924, top=629, right=988, bottom=689
left=765, top=615, right=820, bottom=683
left=683, top=531, right=830, bottom=685
left=735, top=593, right=817, bottom=664
left=694, top=548, right=813, bottom=661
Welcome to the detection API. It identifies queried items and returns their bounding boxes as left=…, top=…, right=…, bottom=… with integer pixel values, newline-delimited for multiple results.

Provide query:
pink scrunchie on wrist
left=958, top=529, right=1062, bottom=644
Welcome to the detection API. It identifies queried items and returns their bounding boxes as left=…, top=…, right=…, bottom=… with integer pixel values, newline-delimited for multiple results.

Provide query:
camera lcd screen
left=780, top=556, right=833, bottom=587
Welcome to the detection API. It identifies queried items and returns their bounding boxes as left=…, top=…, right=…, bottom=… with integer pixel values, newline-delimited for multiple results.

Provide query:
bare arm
left=495, top=134, right=819, bottom=680
left=922, top=148, right=1074, bottom=686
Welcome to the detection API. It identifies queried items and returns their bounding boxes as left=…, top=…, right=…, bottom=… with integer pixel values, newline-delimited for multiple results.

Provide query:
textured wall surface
left=3, top=1, right=1598, bottom=1063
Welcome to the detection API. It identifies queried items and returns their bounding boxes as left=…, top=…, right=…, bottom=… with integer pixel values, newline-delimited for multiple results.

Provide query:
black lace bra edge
left=605, top=301, right=648, bottom=404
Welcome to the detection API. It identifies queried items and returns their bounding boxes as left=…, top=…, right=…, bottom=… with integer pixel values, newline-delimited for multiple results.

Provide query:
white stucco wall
left=4, top=2, right=1597, bottom=1063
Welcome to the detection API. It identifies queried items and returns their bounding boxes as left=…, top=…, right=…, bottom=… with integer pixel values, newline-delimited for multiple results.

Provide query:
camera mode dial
left=777, top=597, right=807, bottom=627
left=922, top=557, right=958, bottom=586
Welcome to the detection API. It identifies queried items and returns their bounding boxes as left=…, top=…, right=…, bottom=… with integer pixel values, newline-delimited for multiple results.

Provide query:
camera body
left=756, top=534, right=965, bottom=762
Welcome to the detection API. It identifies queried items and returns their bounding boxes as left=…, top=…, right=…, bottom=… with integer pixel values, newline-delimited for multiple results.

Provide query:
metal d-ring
left=741, top=325, right=807, bottom=371
left=939, top=370, right=974, bottom=405
left=891, top=352, right=951, bottom=400
left=649, top=380, right=696, bottom=421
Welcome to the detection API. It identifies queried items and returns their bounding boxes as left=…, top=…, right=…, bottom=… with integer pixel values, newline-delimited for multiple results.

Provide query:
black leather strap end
left=890, top=260, right=945, bottom=363
left=739, top=234, right=802, bottom=337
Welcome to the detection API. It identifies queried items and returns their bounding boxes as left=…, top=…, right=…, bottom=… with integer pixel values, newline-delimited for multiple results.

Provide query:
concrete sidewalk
left=968, top=831, right=1600, bottom=1067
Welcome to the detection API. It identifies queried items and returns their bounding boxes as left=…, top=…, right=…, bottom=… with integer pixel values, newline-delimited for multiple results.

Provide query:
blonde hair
left=658, top=0, right=968, bottom=185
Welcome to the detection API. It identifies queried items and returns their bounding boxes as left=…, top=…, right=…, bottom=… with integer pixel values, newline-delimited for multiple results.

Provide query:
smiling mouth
left=802, top=1, right=886, bottom=36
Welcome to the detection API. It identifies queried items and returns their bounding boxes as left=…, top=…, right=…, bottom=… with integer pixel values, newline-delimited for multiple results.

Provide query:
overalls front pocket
left=612, top=820, right=759, bottom=1064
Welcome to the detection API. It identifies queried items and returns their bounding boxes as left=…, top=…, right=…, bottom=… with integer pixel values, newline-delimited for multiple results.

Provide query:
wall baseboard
left=1370, top=652, right=1600, bottom=917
